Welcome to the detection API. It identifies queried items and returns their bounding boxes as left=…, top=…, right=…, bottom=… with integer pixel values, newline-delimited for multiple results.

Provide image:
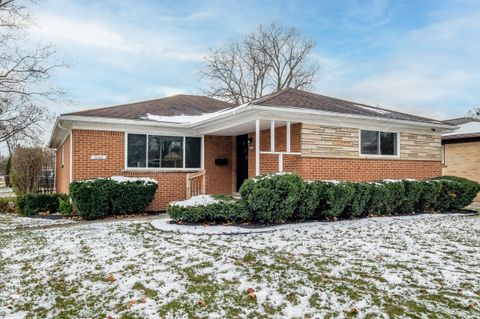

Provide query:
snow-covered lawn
left=0, top=214, right=479, bottom=318
left=0, top=214, right=75, bottom=231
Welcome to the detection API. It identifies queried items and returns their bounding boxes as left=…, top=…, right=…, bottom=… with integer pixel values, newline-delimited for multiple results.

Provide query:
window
left=127, top=134, right=201, bottom=169
left=360, top=130, right=398, bottom=156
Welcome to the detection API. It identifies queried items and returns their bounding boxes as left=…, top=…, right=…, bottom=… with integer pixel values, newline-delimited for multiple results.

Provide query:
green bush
left=169, top=174, right=478, bottom=225
left=315, top=182, right=355, bottom=218
left=344, top=182, right=371, bottom=218
left=59, top=196, right=73, bottom=215
left=69, top=177, right=158, bottom=220
left=295, top=181, right=319, bottom=220
left=16, top=193, right=66, bottom=216
left=400, top=180, right=423, bottom=214
left=382, top=181, right=406, bottom=214
left=365, top=183, right=388, bottom=215
left=240, top=173, right=305, bottom=223
left=168, top=196, right=247, bottom=223
left=434, top=176, right=480, bottom=209
left=416, top=181, right=442, bottom=212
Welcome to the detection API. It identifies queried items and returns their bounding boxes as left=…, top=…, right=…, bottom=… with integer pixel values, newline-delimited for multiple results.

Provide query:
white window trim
left=358, top=129, right=401, bottom=158
left=441, top=144, right=446, bottom=165
left=124, top=132, right=203, bottom=171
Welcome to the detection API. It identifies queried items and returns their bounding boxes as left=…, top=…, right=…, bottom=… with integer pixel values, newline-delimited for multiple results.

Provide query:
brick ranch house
left=49, top=88, right=456, bottom=211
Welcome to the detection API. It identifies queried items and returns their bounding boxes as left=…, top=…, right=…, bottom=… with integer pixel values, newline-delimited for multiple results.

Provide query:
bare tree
left=201, top=23, right=319, bottom=104
left=0, top=0, right=63, bottom=144
left=468, top=107, right=480, bottom=119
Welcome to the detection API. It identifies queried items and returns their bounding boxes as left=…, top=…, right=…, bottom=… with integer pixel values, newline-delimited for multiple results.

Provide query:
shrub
left=400, top=180, right=423, bottom=214
left=59, top=196, right=73, bottom=216
left=434, top=176, right=480, bottom=209
left=167, top=195, right=247, bottom=223
left=365, top=183, right=388, bottom=215
left=294, top=181, right=320, bottom=220
left=0, top=197, right=16, bottom=213
left=382, top=181, right=406, bottom=214
left=16, top=193, right=66, bottom=216
left=240, top=173, right=305, bottom=223
left=69, top=177, right=158, bottom=220
left=416, top=181, right=442, bottom=212
left=315, top=182, right=355, bottom=218
left=344, top=182, right=371, bottom=218
left=11, top=147, right=45, bottom=194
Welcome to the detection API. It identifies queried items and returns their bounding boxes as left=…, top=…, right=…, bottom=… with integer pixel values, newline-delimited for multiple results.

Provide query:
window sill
left=359, top=154, right=400, bottom=159
left=123, top=168, right=202, bottom=173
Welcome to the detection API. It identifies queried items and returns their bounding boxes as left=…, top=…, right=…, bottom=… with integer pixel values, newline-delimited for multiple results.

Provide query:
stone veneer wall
left=301, top=124, right=441, bottom=161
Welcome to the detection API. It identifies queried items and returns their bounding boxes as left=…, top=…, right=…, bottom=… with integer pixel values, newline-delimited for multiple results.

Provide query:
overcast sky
left=28, top=0, right=480, bottom=122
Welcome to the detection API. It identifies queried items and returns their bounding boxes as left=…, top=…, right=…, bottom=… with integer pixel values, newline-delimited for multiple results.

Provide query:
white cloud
left=29, top=14, right=206, bottom=61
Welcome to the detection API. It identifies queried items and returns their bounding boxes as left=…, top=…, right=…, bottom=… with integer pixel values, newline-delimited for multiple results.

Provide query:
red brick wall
left=247, top=124, right=441, bottom=181
left=204, top=135, right=235, bottom=194
left=55, top=134, right=70, bottom=193
left=66, top=129, right=234, bottom=211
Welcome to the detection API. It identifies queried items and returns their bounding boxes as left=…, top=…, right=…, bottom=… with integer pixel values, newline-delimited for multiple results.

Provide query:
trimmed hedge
left=69, top=177, right=158, bottom=220
left=167, top=173, right=480, bottom=224
left=240, top=173, right=305, bottom=223
left=16, top=193, right=67, bottom=216
left=167, top=196, right=248, bottom=223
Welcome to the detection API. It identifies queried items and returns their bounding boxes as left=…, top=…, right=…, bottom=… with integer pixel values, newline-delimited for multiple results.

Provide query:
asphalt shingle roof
left=250, top=88, right=446, bottom=125
left=64, top=95, right=236, bottom=119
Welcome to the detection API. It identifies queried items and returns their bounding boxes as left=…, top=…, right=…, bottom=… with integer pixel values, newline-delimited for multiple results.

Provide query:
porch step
left=232, top=192, right=241, bottom=199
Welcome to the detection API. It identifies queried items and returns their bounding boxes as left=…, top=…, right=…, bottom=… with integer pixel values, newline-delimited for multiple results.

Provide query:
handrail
left=186, top=169, right=206, bottom=198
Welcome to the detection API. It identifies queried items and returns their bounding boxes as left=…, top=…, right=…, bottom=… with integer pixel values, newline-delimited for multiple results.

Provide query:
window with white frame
left=127, top=134, right=202, bottom=169
left=61, top=145, right=65, bottom=167
left=360, top=130, right=398, bottom=156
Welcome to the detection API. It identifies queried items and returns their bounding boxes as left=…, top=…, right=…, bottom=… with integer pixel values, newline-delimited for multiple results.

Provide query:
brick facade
left=55, top=129, right=235, bottom=211
left=55, top=134, right=71, bottom=194
left=247, top=123, right=441, bottom=181
left=55, top=122, right=443, bottom=211
left=442, top=140, right=480, bottom=200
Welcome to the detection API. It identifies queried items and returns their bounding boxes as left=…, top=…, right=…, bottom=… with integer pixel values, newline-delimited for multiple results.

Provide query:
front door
left=236, top=134, right=249, bottom=191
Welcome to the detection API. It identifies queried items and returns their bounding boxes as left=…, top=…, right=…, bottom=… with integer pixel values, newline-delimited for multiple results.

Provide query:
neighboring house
left=49, top=88, right=455, bottom=210
left=442, top=117, right=480, bottom=200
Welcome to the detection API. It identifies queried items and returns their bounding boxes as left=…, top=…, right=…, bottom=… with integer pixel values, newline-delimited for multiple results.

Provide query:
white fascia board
left=254, top=105, right=456, bottom=132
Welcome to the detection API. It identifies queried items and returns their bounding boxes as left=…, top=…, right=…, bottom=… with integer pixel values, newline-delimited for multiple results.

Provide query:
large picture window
left=127, top=134, right=201, bottom=169
left=360, top=130, right=398, bottom=156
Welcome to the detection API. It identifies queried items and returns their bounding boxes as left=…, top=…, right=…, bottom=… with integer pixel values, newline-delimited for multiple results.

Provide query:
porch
left=186, top=120, right=301, bottom=199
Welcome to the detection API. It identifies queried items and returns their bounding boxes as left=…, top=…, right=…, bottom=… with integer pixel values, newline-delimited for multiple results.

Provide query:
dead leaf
left=420, top=289, right=428, bottom=294
left=128, top=299, right=137, bottom=308
left=105, top=316, right=115, bottom=319
left=247, top=288, right=256, bottom=299
left=139, top=297, right=146, bottom=303
left=198, top=299, right=206, bottom=306
left=347, top=307, right=359, bottom=315
left=322, top=272, right=329, bottom=278
left=105, top=274, right=116, bottom=282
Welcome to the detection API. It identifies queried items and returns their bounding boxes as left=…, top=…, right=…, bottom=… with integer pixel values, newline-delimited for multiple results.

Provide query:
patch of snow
left=109, top=176, right=158, bottom=184
left=0, top=214, right=75, bottom=231
left=141, top=109, right=231, bottom=124
left=443, top=121, right=480, bottom=136
left=170, top=195, right=219, bottom=208
left=354, top=104, right=392, bottom=115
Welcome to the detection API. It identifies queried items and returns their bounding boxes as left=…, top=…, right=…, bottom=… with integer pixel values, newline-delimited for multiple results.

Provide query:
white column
left=278, top=153, right=283, bottom=173
left=270, top=120, right=275, bottom=152
left=255, top=119, right=260, bottom=176
left=286, top=122, right=291, bottom=153
left=200, top=135, right=205, bottom=170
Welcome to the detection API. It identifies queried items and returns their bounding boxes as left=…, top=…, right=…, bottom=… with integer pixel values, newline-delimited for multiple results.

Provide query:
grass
left=0, top=213, right=479, bottom=318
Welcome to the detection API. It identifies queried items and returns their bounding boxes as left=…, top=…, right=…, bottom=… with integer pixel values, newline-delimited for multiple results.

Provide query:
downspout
left=57, top=122, right=73, bottom=185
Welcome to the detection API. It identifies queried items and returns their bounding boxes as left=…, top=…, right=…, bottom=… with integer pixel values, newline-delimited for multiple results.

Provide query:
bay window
left=360, top=130, right=398, bottom=156
left=127, top=133, right=202, bottom=169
